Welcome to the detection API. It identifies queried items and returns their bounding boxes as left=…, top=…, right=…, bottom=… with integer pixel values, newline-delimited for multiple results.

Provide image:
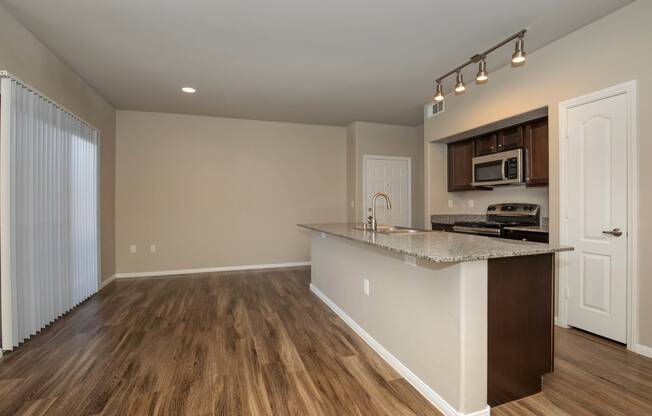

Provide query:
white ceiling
left=2, top=0, right=633, bottom=126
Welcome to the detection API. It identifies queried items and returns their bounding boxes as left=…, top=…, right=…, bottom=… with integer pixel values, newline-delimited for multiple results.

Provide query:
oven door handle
left=452, top=226, right=502, bottom=236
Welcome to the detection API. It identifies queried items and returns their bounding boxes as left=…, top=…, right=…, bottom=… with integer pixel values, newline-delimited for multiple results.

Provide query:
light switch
left=468, top=199, right=474, bottom=208
left=448, top=199, right=453, bottom=208
left=150, top=244, right=156, bottom=253
left=363, top=278, right=370, bottom=296
left=129, top=245, right=137, bottom=254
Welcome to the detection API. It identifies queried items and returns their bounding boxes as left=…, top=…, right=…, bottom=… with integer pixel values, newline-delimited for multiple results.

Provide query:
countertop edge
left=298, top=224, right=572, bottom=264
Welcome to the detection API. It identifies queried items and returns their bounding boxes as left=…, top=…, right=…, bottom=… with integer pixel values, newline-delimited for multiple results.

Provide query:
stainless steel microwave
left=472, top=148, right=523, bottom=187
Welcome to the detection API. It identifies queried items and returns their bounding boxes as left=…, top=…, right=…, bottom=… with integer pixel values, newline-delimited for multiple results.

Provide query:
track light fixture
left=431, top=29, right=526, bottom=102
left=434, top=82, right=444, bottom=102
left=511, top=35, right=526, bottom=65
left=454, top=72, right=466, bottom=94
left=476, top=59, right=488, bottom=83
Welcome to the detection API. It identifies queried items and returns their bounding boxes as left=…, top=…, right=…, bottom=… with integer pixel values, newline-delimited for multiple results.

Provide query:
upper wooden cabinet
left=447, top=117, right=549, bottom=192
left=497, top=125, right=524, bottom=151
left=475, top=126, right=523, bottom=156
left=475, top=134, right=497, bottom=156
left=447, top=139, right=476, bottom=192
left=524, top=118, right=549, bottom=186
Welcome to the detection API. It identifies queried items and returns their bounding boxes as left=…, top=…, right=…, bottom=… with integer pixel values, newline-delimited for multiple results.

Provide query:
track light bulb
left=454, top=72, right=466, bottom=94
left=476, top=60, right=488, bottom=83
left=512, top=37, right=526, bottom=65
left=434, top=82, right=444, bottom=101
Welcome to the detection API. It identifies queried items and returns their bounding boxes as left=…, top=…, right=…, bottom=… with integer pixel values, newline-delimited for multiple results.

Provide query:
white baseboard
left=554, top=316, right=568, bottom=328
left=115, top=261, right=311, bottom=279
left=633, top=343, right=652, bottom=360
left=309, top=283, right=490, bottom=416
left=100, top=274, right=116, bottom=289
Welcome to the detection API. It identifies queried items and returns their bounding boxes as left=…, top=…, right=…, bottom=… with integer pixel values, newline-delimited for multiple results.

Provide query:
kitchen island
left=299, top=223, right=572, bottom=416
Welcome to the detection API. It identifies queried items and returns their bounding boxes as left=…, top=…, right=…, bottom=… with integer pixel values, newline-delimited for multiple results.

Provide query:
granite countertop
left=298, top=223, right=571, bottom=263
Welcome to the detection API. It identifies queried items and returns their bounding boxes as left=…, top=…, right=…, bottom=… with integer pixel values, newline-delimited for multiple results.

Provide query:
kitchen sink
left=353, top=225, right=430, bottom=234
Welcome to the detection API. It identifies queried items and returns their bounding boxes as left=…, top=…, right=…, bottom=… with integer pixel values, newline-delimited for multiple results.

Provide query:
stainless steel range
left=452, top=203, right=540, bottom=238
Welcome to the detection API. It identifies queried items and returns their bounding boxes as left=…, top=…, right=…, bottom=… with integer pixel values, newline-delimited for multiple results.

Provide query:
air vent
left=425, top=100, right=445, bottom=119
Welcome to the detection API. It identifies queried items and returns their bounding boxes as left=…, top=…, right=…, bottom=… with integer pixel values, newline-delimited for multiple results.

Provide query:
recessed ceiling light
left=181, top=87, right=196, bottom=94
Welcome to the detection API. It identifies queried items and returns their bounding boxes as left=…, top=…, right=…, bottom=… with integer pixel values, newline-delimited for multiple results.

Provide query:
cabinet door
left=432, top=223, right=454, bottom=232
left=524, top=119, right=549, bottom=186
left=497, top=126, right=524, bottom=151
left=504, top=229, right=549, bottom=243
left=475, top=134, right=497, bottom=156
left=448, top=140, right=475, bottom=192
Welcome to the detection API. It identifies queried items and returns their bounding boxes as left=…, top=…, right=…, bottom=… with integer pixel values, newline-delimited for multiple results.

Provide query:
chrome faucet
left=367, top=192, right=392, bottom=231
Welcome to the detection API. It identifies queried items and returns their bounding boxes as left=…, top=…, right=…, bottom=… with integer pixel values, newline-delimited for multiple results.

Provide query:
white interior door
left=565, top=93, right=628, bottom=343
left=363, top=157, right=411, bottom=227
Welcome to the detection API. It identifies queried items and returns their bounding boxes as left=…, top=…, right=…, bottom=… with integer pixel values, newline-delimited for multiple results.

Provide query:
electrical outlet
left=350, top=200, right=355, bottom=208
left=448, top=199, right=453, bottom=208
left=404, top=254, right=417, bottom=267
left=321, top=232, right=326, bottom=239
left=129, top=245, right=137, bottom=254
left=150, top=244, right=156, bottom=253
left=468, top=199, right=475, bottom=208
left=363, top=278, right=370, bottom=296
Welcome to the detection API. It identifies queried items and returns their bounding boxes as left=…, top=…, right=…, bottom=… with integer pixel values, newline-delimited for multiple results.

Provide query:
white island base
left=310, top=233, right=490, bottom=416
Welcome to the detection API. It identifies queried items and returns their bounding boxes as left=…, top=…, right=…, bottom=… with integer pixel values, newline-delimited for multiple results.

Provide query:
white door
left=565, top=93, right=628, bottom=343
left=363, top=157, right=411, bottom=227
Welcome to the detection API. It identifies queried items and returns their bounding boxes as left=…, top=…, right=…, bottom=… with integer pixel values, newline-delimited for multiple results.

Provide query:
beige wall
left=424, top=0, right=652, bottom=347
left=116, top=111, right=347, bottom=274
left=348, top=122, right=425, bottom=228
left=0, top=4, right=116, bottom=281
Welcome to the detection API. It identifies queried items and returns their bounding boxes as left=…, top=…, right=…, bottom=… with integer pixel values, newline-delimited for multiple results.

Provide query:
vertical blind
left=1, top=75, right=100, bottom=351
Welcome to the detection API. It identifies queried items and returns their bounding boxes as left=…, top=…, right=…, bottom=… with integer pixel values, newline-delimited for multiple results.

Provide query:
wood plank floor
left=0, top=267, right=441, bottom=416
left=0, top=266, right=651, bottom=416
left=493, top=327, right=652, bottom=416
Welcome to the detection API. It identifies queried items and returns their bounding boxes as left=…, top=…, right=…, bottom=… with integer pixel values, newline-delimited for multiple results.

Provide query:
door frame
left=362, top=155, right=412, bottom=227
left=558, top=80, right=639, bottom=350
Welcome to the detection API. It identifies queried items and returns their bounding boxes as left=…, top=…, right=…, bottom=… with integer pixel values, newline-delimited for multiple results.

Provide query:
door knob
left=602, top=228, right=623, bottom=237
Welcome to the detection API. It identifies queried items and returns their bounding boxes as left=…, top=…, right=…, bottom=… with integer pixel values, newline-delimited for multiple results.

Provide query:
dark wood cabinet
left=503, top=229, right=549, bottom=243
left=446, top=116, right=548, bottom=192
left=447, top=140, right=476, bottom=191
left=432, top=223, right=454, bottom=232
left=475, top=133, right=497, bottom=156
left=475, top=127, right=522, bottom=156
left=524, top=119, right=549, bottom=186
left=497, top=125, right=523, bottom=151
left=488, top=254, right=554, bottom=406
